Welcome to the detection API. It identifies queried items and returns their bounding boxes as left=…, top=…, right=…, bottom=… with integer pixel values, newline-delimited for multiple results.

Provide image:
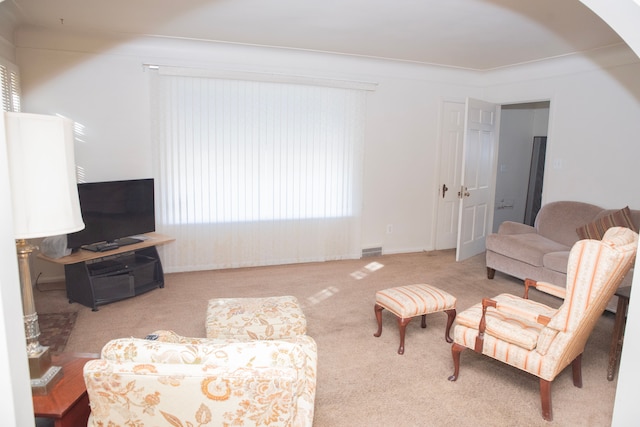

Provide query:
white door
left=456, top=98, right=499, bottom=261
left=435, top=101, right=465, bottom=249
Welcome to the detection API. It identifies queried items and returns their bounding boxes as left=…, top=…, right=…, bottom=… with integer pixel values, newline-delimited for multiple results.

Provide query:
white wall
left=483, top=45, right=640, bottom=209
left=15, top=29, right=640, bottom=279
left=15, top=27, right=484, bottom=279
left=0, top=6, right=16, bottom=61
left=16, top=28, right=640, bottom=281
left=582, top=1, right=640, bottom=423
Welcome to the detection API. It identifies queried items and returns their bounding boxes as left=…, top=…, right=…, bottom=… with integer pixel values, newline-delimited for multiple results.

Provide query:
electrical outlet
left=386, top=224, right=393, bottom=234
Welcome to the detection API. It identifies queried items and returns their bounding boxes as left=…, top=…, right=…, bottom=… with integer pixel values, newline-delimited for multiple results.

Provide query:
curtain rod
left=142, top=64, right=378, bottom=91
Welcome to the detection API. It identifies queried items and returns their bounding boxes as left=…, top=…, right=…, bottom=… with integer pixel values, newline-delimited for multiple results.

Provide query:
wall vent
left=362, top=247, right=382, bottom=257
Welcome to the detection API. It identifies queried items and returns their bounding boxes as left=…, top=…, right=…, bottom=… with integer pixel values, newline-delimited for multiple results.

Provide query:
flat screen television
left=67, top=178, right=156, bottom=251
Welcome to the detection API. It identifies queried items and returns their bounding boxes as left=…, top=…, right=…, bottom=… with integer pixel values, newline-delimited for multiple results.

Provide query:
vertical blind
left=0, top=59, right=21, bottom=112
left=150, top=68, right=368, bottom=272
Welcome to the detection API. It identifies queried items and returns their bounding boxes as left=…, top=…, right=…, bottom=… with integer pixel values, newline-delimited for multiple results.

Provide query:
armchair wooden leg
left=444, top=309, right=456, bottom=343
left=540, top=355, right=584, bottom=421
left=540, top=379, right=553, bottom=421
left=373, top=304, right=384, bottom=337
left=572, top=353, right=583, bottom=388
left=448, top=342, right=465, bottom=381
left=487, top=267, right=496, bottom=279
left=421, top=314, right=427, bottom=328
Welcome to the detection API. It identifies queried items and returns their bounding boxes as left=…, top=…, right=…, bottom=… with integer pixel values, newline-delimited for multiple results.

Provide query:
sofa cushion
left=543, top=251, right=570, bottom=274
left=576, top=206, right=637, bottom=240
left=486, top=233, right=570, bottom=267
left=535, top=201, right=604, bottom=247
left=205, top=296, right=307, bottom=340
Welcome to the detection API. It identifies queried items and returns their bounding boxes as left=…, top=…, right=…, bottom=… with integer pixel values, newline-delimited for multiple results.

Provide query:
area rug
left=38, top=312, right=78, bottom=354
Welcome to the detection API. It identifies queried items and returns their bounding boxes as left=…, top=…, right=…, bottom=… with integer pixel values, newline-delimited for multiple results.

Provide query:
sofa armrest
left=149, top=329, right=242, bottom=345
left=89, top=335, right=317, bottom=427
left=497, top=221, right=536, bottom=235
left=85, top=358, right=300, bottom=426
left=101, top=335, right=316, bottom=370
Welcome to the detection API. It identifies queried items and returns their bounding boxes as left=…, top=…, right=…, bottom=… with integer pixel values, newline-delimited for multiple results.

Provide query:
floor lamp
left=4, top=112, right=85, bottom=394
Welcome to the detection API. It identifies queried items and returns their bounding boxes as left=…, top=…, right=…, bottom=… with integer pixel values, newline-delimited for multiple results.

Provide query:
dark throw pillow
left=576, top=206, right=637, bottom=240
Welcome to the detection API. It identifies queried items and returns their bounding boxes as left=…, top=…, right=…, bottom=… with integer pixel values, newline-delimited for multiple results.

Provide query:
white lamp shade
left=5, top=112, right=85, bottom=239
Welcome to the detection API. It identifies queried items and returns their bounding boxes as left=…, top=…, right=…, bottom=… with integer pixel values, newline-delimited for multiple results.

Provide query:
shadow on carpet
left=38, top=312, right=78, bottom=354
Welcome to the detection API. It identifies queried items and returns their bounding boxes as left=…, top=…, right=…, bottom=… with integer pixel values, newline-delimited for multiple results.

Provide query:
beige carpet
left=34, top=250, right=619, bottom=426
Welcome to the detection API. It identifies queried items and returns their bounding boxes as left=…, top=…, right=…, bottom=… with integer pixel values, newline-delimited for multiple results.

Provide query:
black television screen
left=67, top=178, right=155, bottom=250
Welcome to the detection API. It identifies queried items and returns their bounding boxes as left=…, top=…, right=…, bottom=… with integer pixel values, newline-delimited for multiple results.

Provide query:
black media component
left=65, top=246, right=164, bottom=311
left=67, top=178, right=155, bottom=251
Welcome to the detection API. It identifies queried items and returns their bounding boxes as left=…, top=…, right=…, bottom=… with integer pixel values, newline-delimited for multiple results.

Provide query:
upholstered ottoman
left=206, top=295, right=307, bottom=340
left=374, top=284, right=457, bottom=354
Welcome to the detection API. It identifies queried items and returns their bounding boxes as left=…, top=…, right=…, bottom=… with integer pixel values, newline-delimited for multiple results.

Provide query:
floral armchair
left=448, top=226, right=638, bottom=421
left=83, top=330, right=317, bottom=426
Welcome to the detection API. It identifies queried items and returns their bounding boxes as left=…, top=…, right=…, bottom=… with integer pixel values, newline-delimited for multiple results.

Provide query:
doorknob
left=442, top=184, right=448, bottom=198
left=458, top=186, right=470, bottom=198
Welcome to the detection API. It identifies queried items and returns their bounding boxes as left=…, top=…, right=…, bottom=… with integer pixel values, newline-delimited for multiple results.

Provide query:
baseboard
left=35, top=274, right=66, bottom=284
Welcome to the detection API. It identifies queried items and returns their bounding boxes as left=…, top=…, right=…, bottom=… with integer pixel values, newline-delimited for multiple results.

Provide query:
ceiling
left=1, top=0, right=625, bottom=70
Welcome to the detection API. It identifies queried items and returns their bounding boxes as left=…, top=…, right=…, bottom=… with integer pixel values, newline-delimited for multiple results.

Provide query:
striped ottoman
left=374, top=284, right=457, bottom=354
left=206, top=296, right=307, bottom=340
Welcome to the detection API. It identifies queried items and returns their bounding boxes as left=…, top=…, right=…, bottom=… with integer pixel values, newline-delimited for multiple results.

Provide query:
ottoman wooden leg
left=397, top=317, right=412, bottom=355
left=373, top=304, right=384, bottom=337
left=444, top=309, right=456, bottom=343
left=375, top=284, right=457, bottom=355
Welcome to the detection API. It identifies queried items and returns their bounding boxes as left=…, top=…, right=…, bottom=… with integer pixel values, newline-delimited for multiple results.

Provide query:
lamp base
left=29, top=346, right=63, bottom=395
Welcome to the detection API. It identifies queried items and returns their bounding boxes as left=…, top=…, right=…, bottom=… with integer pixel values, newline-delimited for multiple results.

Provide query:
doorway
left=435, top=99, right=550, bottom=250
left=492, top=101, right=550, bottom=232
left=434, top=98, right=499, bottom=260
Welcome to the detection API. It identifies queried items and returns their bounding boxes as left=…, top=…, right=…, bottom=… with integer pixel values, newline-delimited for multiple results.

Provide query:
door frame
left=433, top=97, right=553, bottom=256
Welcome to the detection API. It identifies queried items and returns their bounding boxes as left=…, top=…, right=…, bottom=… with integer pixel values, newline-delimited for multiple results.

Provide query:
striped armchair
left=83, top=331, right=317, bottom=427
left=448, top=226, right=638, bottom=421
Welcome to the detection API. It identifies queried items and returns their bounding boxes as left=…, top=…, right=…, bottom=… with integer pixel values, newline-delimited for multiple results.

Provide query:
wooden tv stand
left=39, top=232, right=175, bottom=311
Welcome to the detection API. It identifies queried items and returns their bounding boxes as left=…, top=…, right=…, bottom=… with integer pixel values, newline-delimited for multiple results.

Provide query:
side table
left=607, top=286, right=631, bottom=381
left=32, top=352, right=98, bottom=427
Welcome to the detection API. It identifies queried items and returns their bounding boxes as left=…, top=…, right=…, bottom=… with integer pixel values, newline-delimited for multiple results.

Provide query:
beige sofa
left=486, top=201, right=639, bottom=293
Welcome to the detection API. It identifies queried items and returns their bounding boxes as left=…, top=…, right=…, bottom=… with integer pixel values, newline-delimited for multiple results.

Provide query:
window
left=150, top=67, right=370, bottom=271
left=0, top=59, right=21, bottom=112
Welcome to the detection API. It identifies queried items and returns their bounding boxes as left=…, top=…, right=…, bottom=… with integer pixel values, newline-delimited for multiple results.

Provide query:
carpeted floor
left=34, top=250, right=621, bottom=426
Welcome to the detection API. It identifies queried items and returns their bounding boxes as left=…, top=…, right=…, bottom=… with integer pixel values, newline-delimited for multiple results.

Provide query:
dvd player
left=83, top=242, right=120, bottom=252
